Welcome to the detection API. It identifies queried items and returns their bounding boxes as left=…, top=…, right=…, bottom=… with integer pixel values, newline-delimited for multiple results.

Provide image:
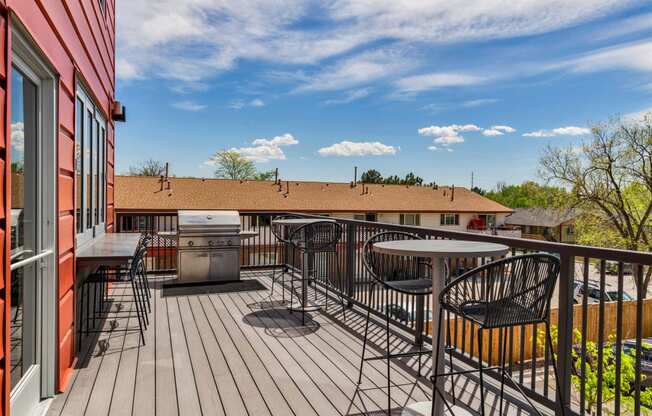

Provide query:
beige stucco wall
left=333, top=212, right=510, bottom=230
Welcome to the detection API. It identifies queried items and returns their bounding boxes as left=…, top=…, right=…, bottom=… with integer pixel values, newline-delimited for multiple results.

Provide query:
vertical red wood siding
left=0, top=0, right=116, bottom=412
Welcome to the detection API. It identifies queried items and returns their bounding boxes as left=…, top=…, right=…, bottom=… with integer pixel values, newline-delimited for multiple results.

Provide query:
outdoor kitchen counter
left=76, top=233, right=142, bottom=268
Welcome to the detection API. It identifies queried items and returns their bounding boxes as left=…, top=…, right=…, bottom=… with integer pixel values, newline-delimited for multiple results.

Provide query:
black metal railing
left=116, top=211, right=652, bottom=416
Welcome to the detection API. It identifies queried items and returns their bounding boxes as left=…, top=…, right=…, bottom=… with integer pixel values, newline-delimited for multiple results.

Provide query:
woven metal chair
left=431, top=253, right=563, bottom=416
left=270, top=215, right=302, bottom=302
left=358, top=231, right=436, bottom=414
left=288, top=221, right=346, bottom=324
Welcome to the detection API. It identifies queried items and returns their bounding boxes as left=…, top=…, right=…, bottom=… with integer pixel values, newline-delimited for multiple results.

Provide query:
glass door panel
left=10, top=66, right=38, bottom=392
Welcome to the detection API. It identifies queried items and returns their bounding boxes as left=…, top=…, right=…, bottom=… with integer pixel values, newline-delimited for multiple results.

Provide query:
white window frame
left=440, top=213, right=459, bottom=226
left=400, top=213, right=420, bottom=226
left=75, top=84, right=106, bottom=247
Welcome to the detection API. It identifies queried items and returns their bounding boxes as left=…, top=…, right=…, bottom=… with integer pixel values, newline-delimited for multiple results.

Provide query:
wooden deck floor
left=46, top=270, right=541, bottom=416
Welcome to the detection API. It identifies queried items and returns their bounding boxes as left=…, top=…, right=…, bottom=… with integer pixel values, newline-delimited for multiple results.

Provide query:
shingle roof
left=504, top=208, right=577, bottom=227
left=114, top=176, right=513, bottom=213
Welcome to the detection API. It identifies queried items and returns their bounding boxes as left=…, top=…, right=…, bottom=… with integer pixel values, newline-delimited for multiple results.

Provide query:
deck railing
left=115, top=211, right=652, bottom=416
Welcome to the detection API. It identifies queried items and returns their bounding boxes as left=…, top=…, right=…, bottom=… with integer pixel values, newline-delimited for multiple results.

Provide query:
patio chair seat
left=456, top=298, right=541, bottom=329
left=386, top=278, right=432, bottom=295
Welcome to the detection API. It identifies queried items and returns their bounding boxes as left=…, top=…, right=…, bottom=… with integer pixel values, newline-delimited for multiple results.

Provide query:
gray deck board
left=47, top=270, right=539, bottom=416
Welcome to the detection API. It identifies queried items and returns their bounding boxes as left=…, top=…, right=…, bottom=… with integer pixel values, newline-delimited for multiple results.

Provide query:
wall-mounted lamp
left=112, top=101, right=126, bottom=122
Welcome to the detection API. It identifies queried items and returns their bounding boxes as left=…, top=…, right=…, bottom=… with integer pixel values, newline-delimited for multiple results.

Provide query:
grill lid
left=178, top=210, right=241, bottom=233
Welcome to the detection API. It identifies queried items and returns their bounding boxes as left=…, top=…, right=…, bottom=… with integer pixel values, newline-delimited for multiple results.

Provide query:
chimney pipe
left=159, top=175, right=164, bottom=191
left=164, top=162, right=169, bottom=182
left=274, top=168, right=279, bottom=184
left=286, top=180, right=290, bottom=194
left=451, top=185, right=455, bottom=201
left=354, top=166, right=358, bottom=187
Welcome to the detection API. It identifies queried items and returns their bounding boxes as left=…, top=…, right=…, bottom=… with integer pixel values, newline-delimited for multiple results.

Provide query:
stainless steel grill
left=177, top=210, right=241, bottom=283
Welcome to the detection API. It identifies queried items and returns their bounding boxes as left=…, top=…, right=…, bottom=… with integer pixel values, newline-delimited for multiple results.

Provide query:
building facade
left=0, top=1, right=116, bottom=414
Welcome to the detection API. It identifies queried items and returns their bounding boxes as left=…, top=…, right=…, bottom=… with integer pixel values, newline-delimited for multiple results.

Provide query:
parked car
left=620, top=339, right=652, bottom=388
left=381, top=303, right=433, bottom=324
left=573, top=281, right=634, bottom=304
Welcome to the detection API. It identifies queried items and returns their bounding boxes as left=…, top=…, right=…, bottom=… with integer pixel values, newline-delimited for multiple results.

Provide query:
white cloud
left=230, top=133, right=298, bottom=162
left=418, top=124, right=481, bottom=146
left=10, top=122, right=24, bottom=152
left=229, top=98, right=266, bottom=109
left=395, top=72, right=487, bottom=94
left=492, top=125, right=516, bottom=133
left=462, top=98, right=500, bottom=108
left=566, top=39, right=652, bottom=74
left=523, top=126, right=591, bottom=137
left=324, top=88, right=372, bottom=105
left=294, top=48, right=414, bottom=92
left=252, top=133, right=298, bottom=147
left=482, top=129, right=503, bottom=136
left=318, top=141, right=398, bottom=157
left=172, top=100, right=206, bottom=111
left=117, top=0, right=631, bottom=83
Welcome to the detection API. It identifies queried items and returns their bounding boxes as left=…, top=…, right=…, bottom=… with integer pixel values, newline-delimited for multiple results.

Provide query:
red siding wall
left=0, top=0, right=116, bottom=411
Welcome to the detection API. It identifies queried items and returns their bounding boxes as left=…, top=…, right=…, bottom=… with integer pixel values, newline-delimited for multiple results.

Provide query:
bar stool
left=270, top=215, right=301, bottom=302
left=288, top=221, right=347, bottom=324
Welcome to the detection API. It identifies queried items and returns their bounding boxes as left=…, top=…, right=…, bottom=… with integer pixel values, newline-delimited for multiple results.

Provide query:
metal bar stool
left=358, top=231, right=435, bottom=414
left=288, top=221, right=347, bottom=325
left=431, top=253, right=564, bottom=416
left=270, top=215, right=301, bottom=303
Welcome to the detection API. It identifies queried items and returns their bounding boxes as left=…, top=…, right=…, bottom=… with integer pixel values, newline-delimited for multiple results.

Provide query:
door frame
left=9, top=21, right=58, bottom=410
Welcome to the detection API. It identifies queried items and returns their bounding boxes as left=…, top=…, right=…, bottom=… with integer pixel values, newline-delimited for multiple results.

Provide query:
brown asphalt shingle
left=114, top=176, right=513, bottom=213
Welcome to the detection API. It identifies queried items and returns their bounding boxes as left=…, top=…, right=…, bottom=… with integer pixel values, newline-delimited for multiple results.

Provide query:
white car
left=573, top=281, right=634, bottom=304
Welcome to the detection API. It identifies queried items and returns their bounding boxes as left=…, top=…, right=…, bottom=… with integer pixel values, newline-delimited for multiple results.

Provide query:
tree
left=540, top=114, right=652, bottom=292
left=254, top=170, right=276, bottom=181
left=128, top=159, right=167, bottom=176
left=539, top=326, right=652, bottom=414
left=211, top=150, right=257, bottom=179
left=483, top=181, right=570, bottom=208
left=360, top=169, right=383, bottom=184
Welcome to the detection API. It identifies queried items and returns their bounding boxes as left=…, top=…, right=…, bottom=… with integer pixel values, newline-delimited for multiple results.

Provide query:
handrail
left=288, top=212, right=652, bottom=265
left=11, top=249, right=53, bottom=271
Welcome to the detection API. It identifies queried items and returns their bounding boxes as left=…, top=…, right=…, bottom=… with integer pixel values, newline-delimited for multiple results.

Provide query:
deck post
left=345, top=224, right=356, bottom=307
left=556, top=252, right=575, bottom=414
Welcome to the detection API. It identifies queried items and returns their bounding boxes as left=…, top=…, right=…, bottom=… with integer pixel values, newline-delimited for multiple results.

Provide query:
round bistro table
left=372, top=239, right=509, bottom=415
left=271, top=218, right=336, bottom=319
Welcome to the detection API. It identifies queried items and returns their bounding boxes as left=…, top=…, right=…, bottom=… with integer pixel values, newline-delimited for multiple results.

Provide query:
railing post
left=346, top=224, right=356, bottom=307
left=556, top=253, right=574, bottom=414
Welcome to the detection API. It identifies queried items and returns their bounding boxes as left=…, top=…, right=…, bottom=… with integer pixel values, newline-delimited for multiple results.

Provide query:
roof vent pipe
left=274, top=168, right=279, bottom=184
left=354, top=166, right=358, bottom=187
left=286, top=181, right=290, bottom=195
left=159, top=175, right=165, bottom=191
left=451, top=185, right=455, bottom=201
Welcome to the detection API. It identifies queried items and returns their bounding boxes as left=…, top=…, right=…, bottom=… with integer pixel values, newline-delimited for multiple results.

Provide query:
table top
left=272, top=218, right=335, bottom=225
left=372, top=239, right=509, bottom=258
left=76, top=233, right=142, bottom=263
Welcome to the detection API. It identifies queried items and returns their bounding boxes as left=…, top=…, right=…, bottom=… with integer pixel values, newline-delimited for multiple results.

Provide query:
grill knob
left=188, top=240, right=194, bottom=247
left=227, top=240, right=233, bottom=246
left=208, top=240, right=214, bottom=247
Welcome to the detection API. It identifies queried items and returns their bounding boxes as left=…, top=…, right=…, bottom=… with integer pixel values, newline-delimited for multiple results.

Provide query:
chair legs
left=478, top=329, right=485, bottom=416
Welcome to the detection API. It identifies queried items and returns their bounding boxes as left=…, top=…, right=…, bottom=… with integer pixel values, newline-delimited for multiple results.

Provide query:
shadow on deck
left=46, top=270, right=542, bottom=416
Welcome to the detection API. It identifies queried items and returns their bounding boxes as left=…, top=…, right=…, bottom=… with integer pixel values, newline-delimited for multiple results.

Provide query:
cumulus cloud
left=10, top=122, right=24, bottom=152
left=230, top=133, right=298, bottom=162
left=523, top=126, right=591, bottom=137
left=318, top=141, right=398, bottom=157
left=482, top=129, right=504, bottom=136
left=418, top=124, right=482, bottom=146
left=172, top=100, right=206, bottom=111
left=492, top=125, right=516, bottom=133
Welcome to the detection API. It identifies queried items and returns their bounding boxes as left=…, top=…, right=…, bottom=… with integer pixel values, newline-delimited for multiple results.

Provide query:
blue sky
left=115, top=1, right=652, bottom=189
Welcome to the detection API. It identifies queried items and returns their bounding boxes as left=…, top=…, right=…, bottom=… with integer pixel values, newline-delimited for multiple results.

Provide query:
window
left=75, top=84, right=107, bottom=246
left=440, top=213, right=459, bottom=226
left=399, top=213, right=420, bottom=226
left=354, top=213, right=377, bottom=222
left=479, top=214, right=496, bottom=228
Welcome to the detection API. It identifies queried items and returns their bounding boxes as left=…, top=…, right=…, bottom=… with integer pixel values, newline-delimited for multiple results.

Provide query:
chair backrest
left=289, top=221, right=343, bottom=253
left=362, top=231, right=429, bottom=285
left=446, top=253, right=560, bottom=326
left=271, top=214, right=303, bottom=243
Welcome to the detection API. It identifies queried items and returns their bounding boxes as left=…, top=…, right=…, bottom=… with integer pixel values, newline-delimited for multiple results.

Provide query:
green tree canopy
left=210, top=150, right=277, bottom=181
left=359, top=169, right=424, bottom=186
left=482, top=181, right=570, bottom=208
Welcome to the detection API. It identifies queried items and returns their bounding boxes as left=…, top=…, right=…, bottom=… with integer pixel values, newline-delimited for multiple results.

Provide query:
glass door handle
left=10, top=249, right=53, bottom=271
